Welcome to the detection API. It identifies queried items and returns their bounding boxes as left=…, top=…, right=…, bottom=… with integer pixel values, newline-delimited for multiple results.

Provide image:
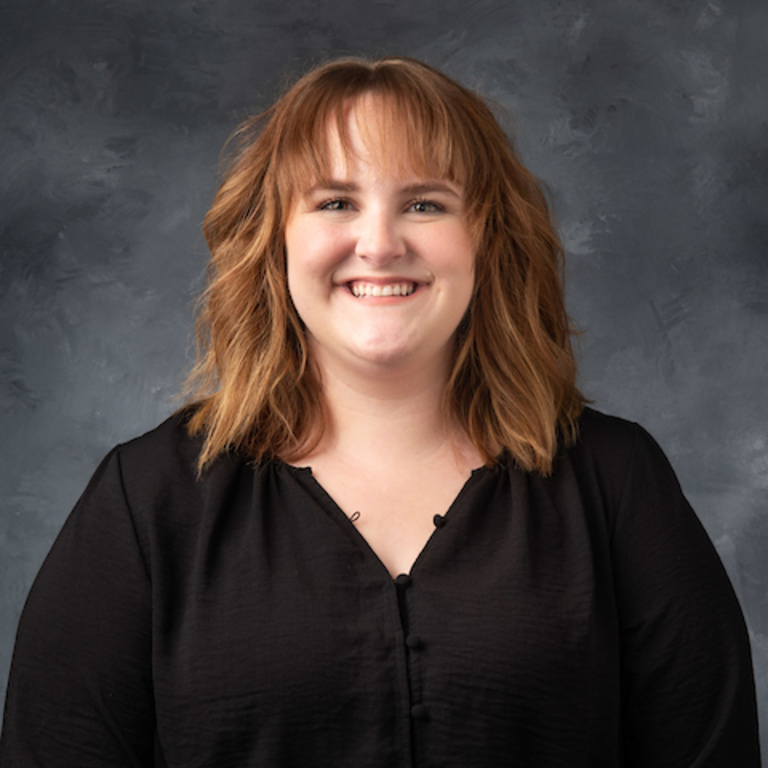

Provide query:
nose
left=354, top=208, right=405, bottom=265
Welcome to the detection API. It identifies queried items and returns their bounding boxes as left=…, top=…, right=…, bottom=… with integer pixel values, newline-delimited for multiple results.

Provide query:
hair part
left=182, top=55, right=584, bottom=474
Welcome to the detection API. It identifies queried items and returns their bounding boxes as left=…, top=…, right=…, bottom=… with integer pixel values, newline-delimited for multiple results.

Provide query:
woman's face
left=284, top=97, right=475, bottom=380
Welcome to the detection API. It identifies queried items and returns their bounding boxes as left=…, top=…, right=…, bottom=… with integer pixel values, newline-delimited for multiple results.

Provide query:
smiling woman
left=285, top=95, right=475, bottom=383
left=282, top=96, right=479, bottom=575
left=0, top=57, right=760, bottom=767
left=187, top=57, right=583, bottom=476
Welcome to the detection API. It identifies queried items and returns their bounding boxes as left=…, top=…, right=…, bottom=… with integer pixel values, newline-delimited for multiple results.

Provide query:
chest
left=148, top=465, right=621, bottom=766
left=307, top=457, right=479, bottom=576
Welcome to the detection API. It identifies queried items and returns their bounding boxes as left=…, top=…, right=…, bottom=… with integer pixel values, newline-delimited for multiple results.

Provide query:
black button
left=411, top=704, right=428, bottom=720
left=395, top=574, right=412, bottom=587
left=433, top=514, right=447, bottom=528
left=405, top=634, right=422, bottom=650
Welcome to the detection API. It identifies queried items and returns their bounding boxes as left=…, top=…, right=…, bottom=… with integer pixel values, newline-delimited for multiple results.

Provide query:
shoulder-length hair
left=183, top=55, right=584, bottom=474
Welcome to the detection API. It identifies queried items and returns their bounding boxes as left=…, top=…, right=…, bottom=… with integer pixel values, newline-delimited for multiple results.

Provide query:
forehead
left=316, top=93, right=452, bottom=182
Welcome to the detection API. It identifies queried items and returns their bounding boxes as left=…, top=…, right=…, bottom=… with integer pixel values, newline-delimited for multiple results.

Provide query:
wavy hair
left=183, top=56, right=584, bottom=474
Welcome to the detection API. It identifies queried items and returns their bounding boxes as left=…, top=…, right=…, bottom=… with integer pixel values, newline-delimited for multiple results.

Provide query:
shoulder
left=117, top=408, right=203, bottom=484
left=548, top=407, right=685, bottom=532
left=572, top=407, right=656, bottom=460
left=563, top=406, right=671, bottom=481
left=112, top=408, right=252, bottom=517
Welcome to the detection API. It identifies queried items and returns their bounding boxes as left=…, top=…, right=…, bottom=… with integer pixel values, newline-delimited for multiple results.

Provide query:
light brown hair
left=183, top=56, right=584, bottom=474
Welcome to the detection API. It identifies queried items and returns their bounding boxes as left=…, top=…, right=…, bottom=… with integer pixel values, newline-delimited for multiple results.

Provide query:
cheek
left=284, top=231, right=319, bottom=303
left=284, top=242, right=311, bottom=321
left=451, top=240, right=476, bottom=319
left=286, top=226, right=347, bottom=283
left=443, top=228, right=476, bottom=289
left=284, top=234, right=339, bottom=328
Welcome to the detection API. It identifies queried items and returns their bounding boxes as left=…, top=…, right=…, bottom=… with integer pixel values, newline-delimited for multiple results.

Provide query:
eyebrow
left=402, top=182, right=462, bottom=198
left=304, top=179, right=462, bottom=198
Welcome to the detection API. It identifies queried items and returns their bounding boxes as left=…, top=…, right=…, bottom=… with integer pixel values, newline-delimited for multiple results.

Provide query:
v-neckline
left=282, top=462, right=490, bottom=581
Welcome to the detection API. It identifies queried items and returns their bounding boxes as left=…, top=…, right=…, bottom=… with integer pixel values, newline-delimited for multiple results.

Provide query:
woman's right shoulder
left=117, top=407, right=204, bottom=480
left=109, top=408, right=252, bottom=516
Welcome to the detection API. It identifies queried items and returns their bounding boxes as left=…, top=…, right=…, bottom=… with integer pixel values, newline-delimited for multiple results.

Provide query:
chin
left=342, top=336, right=419, bottom=365
left=353, top=348, right=414, bottom=367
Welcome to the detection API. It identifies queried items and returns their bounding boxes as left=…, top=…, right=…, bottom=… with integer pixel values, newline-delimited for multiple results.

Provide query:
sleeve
left=0, top=448, right=157, bottom=767
left=611, top=424, right=761, bottom=766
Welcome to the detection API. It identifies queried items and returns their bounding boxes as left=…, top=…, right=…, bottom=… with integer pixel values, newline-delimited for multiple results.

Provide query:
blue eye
left=319, top=199, right=350, bottom=211
left=408, top=199, right=443, bottom=213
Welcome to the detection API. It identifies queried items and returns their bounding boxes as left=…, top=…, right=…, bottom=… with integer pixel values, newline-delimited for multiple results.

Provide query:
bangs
left=272, top=60, right=492, bottom=215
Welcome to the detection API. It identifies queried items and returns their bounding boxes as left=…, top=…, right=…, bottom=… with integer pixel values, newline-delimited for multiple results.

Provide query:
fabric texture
left=0, top=408, right=760, bottom=766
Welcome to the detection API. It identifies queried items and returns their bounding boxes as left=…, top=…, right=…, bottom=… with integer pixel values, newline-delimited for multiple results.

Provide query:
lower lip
left=349, top=291, right=418, bottom=306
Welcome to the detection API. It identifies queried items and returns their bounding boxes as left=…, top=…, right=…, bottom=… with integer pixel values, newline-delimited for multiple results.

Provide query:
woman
left=0, top=57, right=760, bottom=766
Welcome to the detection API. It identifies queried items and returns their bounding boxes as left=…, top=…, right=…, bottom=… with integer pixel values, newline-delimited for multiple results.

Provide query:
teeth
left=350, top=282, right=416, bottom=298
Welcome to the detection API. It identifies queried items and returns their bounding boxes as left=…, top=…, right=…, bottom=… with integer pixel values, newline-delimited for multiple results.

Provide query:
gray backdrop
left=1, top=0, right=766, bottom=753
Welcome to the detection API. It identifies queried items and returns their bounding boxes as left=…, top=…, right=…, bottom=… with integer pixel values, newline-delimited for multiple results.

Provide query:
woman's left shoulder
left=570, top=406, right=661, bottom=458
left=563, top=406, right=675, bottom=486
left=547, top=406, right=698, bottom=540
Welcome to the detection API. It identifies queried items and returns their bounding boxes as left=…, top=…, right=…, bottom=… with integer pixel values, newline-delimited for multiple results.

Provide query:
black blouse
left=0, top=408, right=760, bottom=767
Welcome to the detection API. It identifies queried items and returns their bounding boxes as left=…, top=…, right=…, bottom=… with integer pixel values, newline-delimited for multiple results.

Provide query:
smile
left=348, top=281, right=417, bottom=298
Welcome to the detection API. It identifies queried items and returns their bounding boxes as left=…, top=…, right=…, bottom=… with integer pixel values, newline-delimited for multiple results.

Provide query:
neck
left=306, top=351, right=462, bottom=467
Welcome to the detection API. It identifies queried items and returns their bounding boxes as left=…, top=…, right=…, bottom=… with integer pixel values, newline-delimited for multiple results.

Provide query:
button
left=405, top=634, right=422, bottom=650
left=411, top=704, right=428, bottom=720
left=433, top=514, right=447, bottom=528
left=395, top=574, right=412, bottom=587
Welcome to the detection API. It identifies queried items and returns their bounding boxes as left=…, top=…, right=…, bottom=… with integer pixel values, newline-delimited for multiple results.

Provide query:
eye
left=407, top=199, right=444, bottom=214
left=318, top=198, right=352, bottom=211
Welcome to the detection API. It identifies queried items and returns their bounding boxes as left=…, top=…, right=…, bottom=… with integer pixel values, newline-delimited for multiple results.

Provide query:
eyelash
left=317, top=198, right=445, bottom=213
left=408, top=198, right=444, bottom=214
left=318, top=198, right=350, bottom=211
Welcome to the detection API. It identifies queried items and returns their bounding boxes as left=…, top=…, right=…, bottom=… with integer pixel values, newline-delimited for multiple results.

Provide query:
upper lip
left=339, top=276, right=427, bottom=286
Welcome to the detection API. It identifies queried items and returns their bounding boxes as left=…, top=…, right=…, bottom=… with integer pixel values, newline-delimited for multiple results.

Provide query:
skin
left=283, top=96, right=483, bottom=576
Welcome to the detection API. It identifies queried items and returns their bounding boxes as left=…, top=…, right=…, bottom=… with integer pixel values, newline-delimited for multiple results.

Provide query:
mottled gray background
left=1, top=0, right=766, bottom=752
